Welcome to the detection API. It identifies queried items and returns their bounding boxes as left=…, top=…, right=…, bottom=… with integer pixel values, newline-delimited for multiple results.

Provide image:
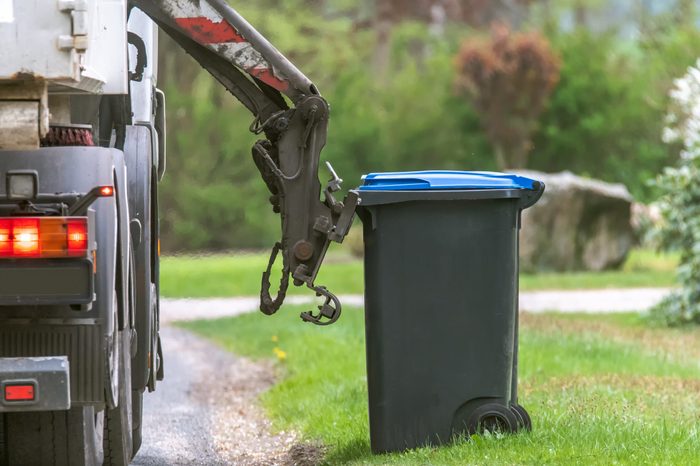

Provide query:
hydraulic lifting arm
left=131, top=0, right=358, bottom=325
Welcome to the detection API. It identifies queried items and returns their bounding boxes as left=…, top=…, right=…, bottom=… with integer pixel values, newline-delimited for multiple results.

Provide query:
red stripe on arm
left=174, top=17, right=245, bottom=44
left=174, top=17, right=291, bottom=94
left=249, top=67, right=289, bottom=92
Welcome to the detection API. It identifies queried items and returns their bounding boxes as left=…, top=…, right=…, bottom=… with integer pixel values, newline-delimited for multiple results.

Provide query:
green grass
left=182, top=309, right=700, bottom=465
left=160, top=250, right=364, bottom=298
left=161, top=248, right=679, bottom=298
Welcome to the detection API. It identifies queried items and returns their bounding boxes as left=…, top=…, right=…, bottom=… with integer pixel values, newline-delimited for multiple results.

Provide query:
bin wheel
left=466, top=403, right=519, bottom=435
left=510, top=403, right=532, bottom=431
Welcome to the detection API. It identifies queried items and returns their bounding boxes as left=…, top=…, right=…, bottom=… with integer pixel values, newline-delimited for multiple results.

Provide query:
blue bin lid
left=360, top=170, right=538, bottom=191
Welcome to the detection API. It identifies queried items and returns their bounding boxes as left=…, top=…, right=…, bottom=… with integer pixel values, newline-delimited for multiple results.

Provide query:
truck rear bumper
left=0, top=356, right=70, bottom=412
left=0, top=259, right=94, bottom=306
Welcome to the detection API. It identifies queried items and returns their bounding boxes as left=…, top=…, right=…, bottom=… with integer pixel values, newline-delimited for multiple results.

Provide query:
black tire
left=103, top=328, right=133, bottom=465
left=466, top=403, right=519, bottom=435
left=1, top=406, right=103, bottom=466
left=510, top=403, right=532, bottom=431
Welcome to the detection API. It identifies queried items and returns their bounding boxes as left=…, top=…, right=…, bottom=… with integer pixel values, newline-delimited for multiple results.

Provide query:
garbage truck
left=0, top=1, right=356, bottom=464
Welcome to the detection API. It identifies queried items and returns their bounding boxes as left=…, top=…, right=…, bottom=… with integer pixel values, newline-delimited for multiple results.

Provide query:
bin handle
left=518, top=181, right=545, bottom=210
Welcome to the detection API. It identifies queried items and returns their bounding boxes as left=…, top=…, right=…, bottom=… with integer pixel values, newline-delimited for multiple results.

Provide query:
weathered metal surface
left=151, top=0, right=289, bottom=92
left=134, top=0, right=317, bottom=103
left=48, top=95, right=71, bottom=124
left=0, top=356, right=70, bottom=412
left=0, top=101, right=40, bottom=150
left=0, top=80, right=50, bottom=147
left=0, top=0, right=127, bottom=94
left=0, top=1, right=79, bottom=82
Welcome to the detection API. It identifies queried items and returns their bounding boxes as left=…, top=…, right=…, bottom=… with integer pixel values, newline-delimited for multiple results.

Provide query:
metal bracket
left=57, top=0, right=89, bottom=52
left=58, top=0, right=89, bottom=11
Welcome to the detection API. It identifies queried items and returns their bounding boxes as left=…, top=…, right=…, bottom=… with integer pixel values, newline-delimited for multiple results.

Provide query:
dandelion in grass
left=273, top=347, right=287, bottom=361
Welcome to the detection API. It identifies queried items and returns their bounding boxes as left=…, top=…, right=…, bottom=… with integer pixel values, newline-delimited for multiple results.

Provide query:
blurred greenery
left=530, top=29, right=700, bottom=200
left=160, top=247, right=678, bottom=297
left=156, top=1, right=700, bottom=252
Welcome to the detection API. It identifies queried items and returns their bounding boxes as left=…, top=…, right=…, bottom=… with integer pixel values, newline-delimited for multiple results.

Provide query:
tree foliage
left=530, top=28, right=700, bottom=201
left=454, top=25, right=560, bottom=169
left=155, top=0, right=700, bottom=252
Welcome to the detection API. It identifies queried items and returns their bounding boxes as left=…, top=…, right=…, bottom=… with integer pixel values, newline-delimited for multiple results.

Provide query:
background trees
left=157, top=0, right=700, bottom=251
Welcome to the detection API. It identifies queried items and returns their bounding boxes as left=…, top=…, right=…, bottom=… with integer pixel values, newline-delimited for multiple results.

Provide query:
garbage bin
left=356, top=170, right=544, bottom=454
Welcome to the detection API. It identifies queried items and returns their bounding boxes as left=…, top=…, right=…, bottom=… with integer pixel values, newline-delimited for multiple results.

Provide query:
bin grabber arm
left=133, top=0, right=358, bottom=324
left=301, top=284, right=342, bottom=326
left=251, top=119, right=359, bottom=326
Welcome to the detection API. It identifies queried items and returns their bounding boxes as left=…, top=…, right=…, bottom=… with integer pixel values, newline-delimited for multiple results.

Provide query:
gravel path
left=131, top=327, right=302, bottom=466
left=161, top=287, right=673, bottom=323
left=519, top=287, right=671, bottom=313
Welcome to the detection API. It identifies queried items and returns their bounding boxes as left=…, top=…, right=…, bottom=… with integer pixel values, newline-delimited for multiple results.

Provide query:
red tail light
left=5, top=384, right=36, bottom=401
left=0, top=219, right=11, bottom=255
left=0, top=217, right=89, bottom=259
left=67, top=220, right=88, bottom=252
left=12, top=218, right=39, bottom=256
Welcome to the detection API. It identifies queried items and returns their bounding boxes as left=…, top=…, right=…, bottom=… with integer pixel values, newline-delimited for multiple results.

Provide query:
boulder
left=515, top=170, right=634, bottom=272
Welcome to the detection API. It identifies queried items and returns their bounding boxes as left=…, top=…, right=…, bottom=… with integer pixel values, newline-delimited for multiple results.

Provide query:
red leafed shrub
left=454, top=24, right=560, bottom=169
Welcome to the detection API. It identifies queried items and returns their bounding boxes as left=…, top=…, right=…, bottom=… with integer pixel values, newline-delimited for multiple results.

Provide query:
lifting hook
left=300, top=283, right=342, bottom=326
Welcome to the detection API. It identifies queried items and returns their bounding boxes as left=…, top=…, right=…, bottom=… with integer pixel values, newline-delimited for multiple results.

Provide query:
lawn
left=182, top=308, right=700, bottom=465
left=161, top=248, right=678, bottom=298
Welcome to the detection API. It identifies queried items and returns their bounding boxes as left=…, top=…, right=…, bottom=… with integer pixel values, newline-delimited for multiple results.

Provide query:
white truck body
left=0, top=0, right=128, bottom=94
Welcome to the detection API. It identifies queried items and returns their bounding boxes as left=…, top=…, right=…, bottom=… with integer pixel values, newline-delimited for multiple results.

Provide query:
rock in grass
left=515, top=170, right=634, bottom=272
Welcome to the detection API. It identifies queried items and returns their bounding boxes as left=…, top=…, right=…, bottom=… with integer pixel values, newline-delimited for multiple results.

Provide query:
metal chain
left=259, top=242, right=290, bottom=315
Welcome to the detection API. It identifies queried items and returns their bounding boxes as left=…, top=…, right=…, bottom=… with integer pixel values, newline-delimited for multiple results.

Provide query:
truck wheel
left=103, top=327, right=133, bottom=465
left=1, top=407, right=103, bottom=466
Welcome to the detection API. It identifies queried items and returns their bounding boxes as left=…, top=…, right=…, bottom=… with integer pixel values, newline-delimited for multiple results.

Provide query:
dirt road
left=131, top=327, right=298, bottom=466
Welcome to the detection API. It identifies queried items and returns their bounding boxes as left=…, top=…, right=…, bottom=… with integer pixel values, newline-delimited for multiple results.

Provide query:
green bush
left=530, top=29, right=700, bottom=202
left=651, top=161, right=700, bottom=325
left=650, top=60, right=700, bottom=325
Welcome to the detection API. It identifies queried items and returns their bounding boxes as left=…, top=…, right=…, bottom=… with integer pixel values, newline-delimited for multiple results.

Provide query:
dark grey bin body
left=357, top=186, right=543, bottom=453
